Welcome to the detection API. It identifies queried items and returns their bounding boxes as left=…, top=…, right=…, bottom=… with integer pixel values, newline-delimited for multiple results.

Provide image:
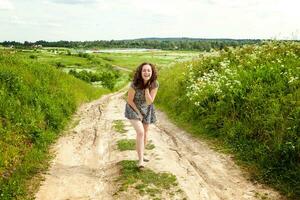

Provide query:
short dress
left=124, top=81, right=159, bottom=124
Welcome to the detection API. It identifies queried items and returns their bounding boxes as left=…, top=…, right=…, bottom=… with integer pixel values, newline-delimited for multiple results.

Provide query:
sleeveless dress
left=124, top=81, right=159, bottom=124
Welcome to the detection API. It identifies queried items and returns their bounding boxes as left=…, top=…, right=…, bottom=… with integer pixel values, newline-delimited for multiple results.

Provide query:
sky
left=0, top=0, right=299, bottom=42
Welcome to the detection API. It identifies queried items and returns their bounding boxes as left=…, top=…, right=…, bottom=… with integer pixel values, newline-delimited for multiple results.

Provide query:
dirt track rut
left=35, top=90, right=282, bottom=200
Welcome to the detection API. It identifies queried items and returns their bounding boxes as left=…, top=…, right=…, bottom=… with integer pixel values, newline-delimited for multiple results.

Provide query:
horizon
left=2, top=36, right=299, bottom=44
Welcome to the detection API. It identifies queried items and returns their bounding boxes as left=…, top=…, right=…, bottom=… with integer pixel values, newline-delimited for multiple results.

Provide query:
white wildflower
left=288, top=76, right=299, bottom=83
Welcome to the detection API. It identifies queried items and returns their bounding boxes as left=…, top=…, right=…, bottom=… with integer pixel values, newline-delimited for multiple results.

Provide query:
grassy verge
left=114, top=160, right=186, bottom=199
left=0, top=51, right=110, bottom=199
left=156, top=41, right=300, bottom=199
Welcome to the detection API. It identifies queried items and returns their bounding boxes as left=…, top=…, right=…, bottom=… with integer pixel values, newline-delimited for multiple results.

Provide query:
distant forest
left=0, top=38, right=262, bottom=51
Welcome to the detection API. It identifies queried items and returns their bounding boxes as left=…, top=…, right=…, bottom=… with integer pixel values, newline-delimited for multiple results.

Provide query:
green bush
left=77, top=52, right=91, bottom=59
left=55, top=62, right=66, bottom=68
left=157, top=41, right=300, bottom=198
left=29, top=55, right=37, bottom=59
left=68, top=69, right=121, bottom=90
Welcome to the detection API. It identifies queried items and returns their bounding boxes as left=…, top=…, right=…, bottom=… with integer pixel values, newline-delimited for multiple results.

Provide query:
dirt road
left=35, top=89, right=282, bottom=200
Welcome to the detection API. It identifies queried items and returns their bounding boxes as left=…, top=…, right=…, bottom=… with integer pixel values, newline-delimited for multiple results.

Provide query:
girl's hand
left=145, top=81, right=151, bottom=89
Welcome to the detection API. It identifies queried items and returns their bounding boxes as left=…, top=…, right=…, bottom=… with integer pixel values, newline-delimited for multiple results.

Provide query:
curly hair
left=132, top=62, right=158, bottom=90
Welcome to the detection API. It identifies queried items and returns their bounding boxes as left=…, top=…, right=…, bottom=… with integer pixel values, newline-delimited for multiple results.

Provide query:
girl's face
left=141, top=64, right=152, bottom=82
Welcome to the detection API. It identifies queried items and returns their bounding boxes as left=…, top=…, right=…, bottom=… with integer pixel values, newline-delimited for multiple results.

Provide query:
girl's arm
left=145, top=87, right=158, bottom=105
left=127, top=87, right=143, bottom=119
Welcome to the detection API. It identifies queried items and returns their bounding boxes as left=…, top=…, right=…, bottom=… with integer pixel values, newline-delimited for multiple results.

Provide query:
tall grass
left=156, top=41, right=300, bottom=199
left=0, top=51, right=109, bottom=199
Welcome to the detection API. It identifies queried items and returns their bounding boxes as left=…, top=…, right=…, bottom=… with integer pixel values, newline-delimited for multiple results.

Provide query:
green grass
left=96, top=50, right=200, bottom=70
left=8, top=48, right=200, bottom=71
left=145, top=142, right=155, bottom=150
left=112, top=120, right=127, bottom=133
left=14, top=49, right=92, bottom=69
left=114, top=160, right=184, bottom=199
left=117, top=139, right=155, bottom=151
left=4, top=48, right=131, bottom=92
left=0, top=50, right=110, bottom=199
left=156, top=41, right=300, bottom=199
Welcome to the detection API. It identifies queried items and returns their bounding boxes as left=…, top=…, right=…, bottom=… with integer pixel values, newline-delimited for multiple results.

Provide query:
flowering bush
left=157, top=41, right=300, bottom=198
left=185, top=42, right=299, bottom=109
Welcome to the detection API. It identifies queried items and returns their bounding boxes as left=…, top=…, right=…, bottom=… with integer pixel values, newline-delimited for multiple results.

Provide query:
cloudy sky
left=0, top=0, right=299, bottom=42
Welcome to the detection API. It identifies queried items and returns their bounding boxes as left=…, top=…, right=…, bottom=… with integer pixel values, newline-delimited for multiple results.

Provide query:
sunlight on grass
left=114, top=160, right=185, bottom=199
left=117, top=139, right=155, bottom=151
left=112, top=120, right=127, bottom=133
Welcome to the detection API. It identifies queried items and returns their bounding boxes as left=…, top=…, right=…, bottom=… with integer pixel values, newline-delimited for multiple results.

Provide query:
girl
left=124, top=62, right=159, bottom=169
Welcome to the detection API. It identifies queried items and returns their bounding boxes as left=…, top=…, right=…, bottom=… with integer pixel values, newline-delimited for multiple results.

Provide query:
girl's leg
left=143, top=123, right=150, bottom=162
left=143, top=123, right=149, bottom=148
left=130, top=120, right=145, bottom=166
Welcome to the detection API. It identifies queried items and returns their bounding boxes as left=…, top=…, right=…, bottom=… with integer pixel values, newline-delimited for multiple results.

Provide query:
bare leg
left=143, top=123, right=149, bottom=149
left=143, top=123, right=150, bottom=162
left=130, top=120, right=144, bottom=166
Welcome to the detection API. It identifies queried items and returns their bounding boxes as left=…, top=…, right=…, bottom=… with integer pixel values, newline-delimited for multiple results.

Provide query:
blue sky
left=0, top=0, right=299, bottom=42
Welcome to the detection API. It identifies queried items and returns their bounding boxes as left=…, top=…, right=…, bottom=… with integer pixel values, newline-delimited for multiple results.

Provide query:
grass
left=3, top=48, right=130, bottom=91
left=0, top=47, right=198, bottom=199
left=0, top=50, right=110, bottom=199
left=112, top=120, right=127, bottom=133
left=156, top=41, right=300, bottom=199
left=6, top=47, right=200, bottom=71
left=114, top=160, right=185, bottom=199
left=117, top=139, right=155, bottom=151
left=95, top=50, right=200, bottom=70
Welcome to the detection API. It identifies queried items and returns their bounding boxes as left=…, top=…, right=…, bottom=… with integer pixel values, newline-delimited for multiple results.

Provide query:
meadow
left=156, top=41, right=300, bottom=198
left=0, top=42, right=299, bottom=199
left=93, top=49, right=200, bottom=70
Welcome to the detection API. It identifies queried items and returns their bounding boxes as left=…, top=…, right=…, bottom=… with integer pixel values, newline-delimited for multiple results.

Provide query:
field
left=0, top=42, right=299, bottom=199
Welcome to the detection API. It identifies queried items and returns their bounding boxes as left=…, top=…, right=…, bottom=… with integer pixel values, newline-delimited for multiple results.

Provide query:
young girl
left=124, top=62, right=159, bottom=169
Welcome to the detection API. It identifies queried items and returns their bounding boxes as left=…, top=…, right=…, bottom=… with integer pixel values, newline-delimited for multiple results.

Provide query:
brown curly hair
left=132, top=62, right=158, bottom=90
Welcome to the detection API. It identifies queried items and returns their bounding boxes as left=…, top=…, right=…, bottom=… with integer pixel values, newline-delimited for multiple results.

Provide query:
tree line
left=0, top=38, right=262, bottom=51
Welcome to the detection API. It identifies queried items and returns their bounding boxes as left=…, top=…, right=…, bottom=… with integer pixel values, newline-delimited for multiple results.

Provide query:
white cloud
left=0, top=0, right=14, bottom=10
left=47, top=0, right=100, bottom=5
left=0, top=0, right=299, bottom=41
left=8, top=15, right=62, bottom=27
left=10, top=16, right=37, bottom=25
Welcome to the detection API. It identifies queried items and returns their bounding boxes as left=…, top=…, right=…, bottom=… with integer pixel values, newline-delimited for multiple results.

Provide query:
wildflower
left=288, top=76, right=298, bottom=83
left=194, top=102, right=200, bottom=106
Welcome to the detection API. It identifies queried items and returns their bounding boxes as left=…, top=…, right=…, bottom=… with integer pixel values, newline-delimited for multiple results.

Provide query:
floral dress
left=124, top=81, right=159, bottom=124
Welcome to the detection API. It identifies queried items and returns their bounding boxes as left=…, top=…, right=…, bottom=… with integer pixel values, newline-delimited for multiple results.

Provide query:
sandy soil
left=34, top=89, right=283, bottom=200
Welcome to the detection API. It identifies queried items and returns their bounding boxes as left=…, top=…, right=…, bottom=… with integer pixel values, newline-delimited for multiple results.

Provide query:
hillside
left=0, top=51, right=109, bottom=199
left=156, top=41, right=300, bottom=198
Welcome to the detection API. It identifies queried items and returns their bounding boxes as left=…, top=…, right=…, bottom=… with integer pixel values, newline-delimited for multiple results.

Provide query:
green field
left=6, top=47, right=200, bottom=70
left=93, top=49, right=200, bottom=70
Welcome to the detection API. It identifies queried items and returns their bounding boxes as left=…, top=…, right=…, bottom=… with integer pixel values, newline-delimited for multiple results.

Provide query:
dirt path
left=35, top=90, right=282, bottom=200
